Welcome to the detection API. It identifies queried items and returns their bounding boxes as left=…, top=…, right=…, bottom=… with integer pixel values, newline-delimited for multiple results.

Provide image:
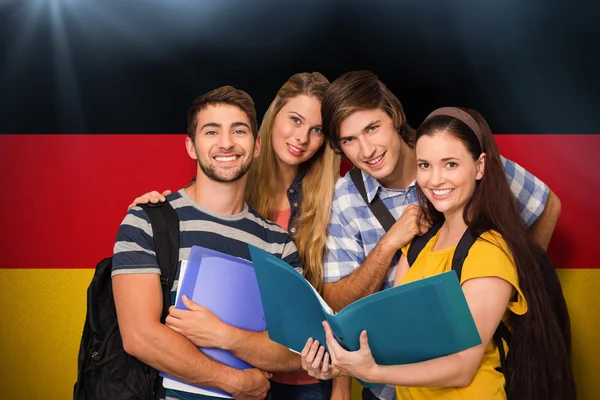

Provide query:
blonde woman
left=129, top=72, right=345, bottom=399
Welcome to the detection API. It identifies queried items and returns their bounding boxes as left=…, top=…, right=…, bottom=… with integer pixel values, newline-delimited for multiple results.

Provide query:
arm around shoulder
left=529, top=190, right=561, bottom=250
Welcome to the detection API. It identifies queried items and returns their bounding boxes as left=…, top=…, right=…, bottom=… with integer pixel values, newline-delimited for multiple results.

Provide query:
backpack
left=349, top=168, right=511, bottom=392
left=73, top=202, right=180, bottom=400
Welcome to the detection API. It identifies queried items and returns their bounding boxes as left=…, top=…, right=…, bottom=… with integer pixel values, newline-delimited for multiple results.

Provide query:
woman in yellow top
left=301, top=107, right=575, bottom=399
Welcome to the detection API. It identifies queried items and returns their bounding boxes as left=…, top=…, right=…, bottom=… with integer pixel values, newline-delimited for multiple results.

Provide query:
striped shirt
left=112, top=189, right=301, bottom=400
left=323, top=156, right=549, bottom=400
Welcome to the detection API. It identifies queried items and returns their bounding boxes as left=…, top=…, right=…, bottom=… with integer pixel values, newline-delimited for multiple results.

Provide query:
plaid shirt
left=324, top=156, right=549, bottom=400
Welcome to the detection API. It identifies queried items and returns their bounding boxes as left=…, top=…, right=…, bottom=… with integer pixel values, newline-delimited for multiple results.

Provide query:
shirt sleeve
left=501, top=155, right=550, bottom=228
left=461, top=232, right=527, bottom=316
left=112, top=207, right=160, bottom=277
left=401, top=243, right=411, bottom=257
left=323, top=198, right=365, bottom=283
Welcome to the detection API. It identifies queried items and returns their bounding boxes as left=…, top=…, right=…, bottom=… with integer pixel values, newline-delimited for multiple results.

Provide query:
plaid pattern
left=324, top=156, right=549, bottom=400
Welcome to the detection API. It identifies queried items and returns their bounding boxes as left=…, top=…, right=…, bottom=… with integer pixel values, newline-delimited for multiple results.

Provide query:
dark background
left=1, top=0, right=599, bottom=134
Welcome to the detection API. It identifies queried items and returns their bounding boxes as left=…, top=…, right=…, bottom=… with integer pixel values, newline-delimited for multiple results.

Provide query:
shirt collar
left=362, top=170, right=382, bottom=203
left=361, top=169, right=417, bottom=203
left=289, top=168, right=306, bottom=192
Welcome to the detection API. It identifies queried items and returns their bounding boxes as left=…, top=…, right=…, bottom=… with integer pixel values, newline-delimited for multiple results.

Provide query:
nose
left=295, top=129, right=309, bottom=145
left=218, top=132, right=235, bottom=150
left=358, top=136, right=376, bottom=159
left=430, top=167, right=445, bottom=186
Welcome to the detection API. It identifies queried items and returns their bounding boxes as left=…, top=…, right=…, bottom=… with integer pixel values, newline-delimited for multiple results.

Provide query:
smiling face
left=270, top=94, right=324, bottom=167
left=416, top=131, right=485, bottom=219
left=186, top=103, right=261, bottom=183
left=338, top=108, right=406, bottom=186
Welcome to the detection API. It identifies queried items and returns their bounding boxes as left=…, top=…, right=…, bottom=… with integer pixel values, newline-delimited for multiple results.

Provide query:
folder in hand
left=248, top=244, right=481, bottom=378
left=161, top=245, right=266, bottom=398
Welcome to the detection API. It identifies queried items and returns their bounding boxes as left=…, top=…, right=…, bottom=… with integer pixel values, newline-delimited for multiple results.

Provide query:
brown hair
left=416, top=109, right=575, bottom=399
left=321, top=70, right=415, bottom=154
left=187, top=85, right=258, bottom=141
left=245, top=72, right=340, bottom=292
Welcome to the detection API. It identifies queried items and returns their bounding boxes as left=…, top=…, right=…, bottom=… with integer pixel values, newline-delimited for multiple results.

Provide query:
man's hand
left=165, top=295, right=231, bottom=349
left=380, top=204, right=431, bottom=251
left=231, top=369, right=271, bottom=400
left=127, top=189, right=171, bottom=211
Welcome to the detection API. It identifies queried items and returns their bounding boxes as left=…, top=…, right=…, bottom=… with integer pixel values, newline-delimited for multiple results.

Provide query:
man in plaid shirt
left=318, top=71, right=562, bottom=400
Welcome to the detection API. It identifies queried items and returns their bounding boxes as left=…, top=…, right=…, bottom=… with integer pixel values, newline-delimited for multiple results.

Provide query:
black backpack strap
left=451, top=227, right=512, bottom=394
left=140, top=202, right=179, bottom=399
left=349, top=168, right=396, bottom=232
left=140, top=202, right=180, bottom=322
left=494, top=321, right=512, bottom=363
left=407, top=221, right=444, bottom=266
left=451, top=227, right=477, bottom=280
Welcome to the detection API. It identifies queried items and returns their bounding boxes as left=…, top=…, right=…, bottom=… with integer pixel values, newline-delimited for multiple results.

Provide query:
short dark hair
left=321, top=70, right=415, bottom=154
left=187, top=86, right=258, bottom=141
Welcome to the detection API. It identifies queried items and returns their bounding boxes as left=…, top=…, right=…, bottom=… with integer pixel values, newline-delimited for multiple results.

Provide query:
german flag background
left=1, top=1, right=598, bottom=399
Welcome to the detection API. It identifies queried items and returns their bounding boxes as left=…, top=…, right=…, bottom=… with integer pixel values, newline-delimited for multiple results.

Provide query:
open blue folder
left=248, top=244, right=481, bottom=379
left=161, top=246, right=266, bottom=398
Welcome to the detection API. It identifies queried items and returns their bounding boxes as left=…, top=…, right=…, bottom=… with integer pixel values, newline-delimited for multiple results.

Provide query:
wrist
left=331, top=376, right=352, bottom=397
left=223, top=368, right=247, bottom=396
left=378, top=236, right=400, bottom=254
left=219, top=324, right=239, bottom=351
left=362, top=364, right=382, bottom=383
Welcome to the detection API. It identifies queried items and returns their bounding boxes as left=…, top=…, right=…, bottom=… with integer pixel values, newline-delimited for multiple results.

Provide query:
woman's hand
left=323, top=321, right=379, bottom=383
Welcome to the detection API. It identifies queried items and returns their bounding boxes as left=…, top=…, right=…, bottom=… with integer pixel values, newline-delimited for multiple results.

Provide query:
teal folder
left=248, top=244, right=482, bottom=369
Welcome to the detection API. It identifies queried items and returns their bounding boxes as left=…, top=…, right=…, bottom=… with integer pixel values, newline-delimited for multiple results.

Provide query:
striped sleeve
left=501, top=156, right=550, bottom=228
left=281, top=238, right=303, bottom=274
left=112, top=206, right=160, bottom=276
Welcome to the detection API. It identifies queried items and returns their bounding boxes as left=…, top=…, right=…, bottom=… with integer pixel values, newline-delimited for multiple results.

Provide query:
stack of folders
left=160, top=246, right=266, bottom=398
left=161, top=244, right=482, bottom=395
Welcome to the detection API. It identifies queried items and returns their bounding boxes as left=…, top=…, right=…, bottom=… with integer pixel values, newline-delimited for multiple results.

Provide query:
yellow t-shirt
left=395, top=230, right=528, bottom=400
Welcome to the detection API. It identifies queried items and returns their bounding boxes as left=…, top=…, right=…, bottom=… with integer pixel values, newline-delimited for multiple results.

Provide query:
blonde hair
left=246, top=72, right=340, bottom=293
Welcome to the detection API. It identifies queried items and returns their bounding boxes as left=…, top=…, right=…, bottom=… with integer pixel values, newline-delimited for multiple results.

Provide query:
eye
left=367, top=125, right=379, bottom=132
left=234, top=129, right=247, bottom=135
left=312, top=127, right=323, bottom=135
left=418, top=162, right=429, bottom=169
left=445, top=162, right=457, bottom=168
left=205, top=130, right=217, bottom=135
left=341, top=137, right=354, bottom=145
left=291, top=117, right=301, bottom=125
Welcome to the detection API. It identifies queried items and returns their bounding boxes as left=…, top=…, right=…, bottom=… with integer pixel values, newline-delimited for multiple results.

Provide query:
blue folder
left=248, top=244, right=481, bottom=379
left=161, top=245, right=266, bottom=397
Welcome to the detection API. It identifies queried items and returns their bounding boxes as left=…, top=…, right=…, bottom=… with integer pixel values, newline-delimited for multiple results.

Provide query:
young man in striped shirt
left=112, top=86, right=303, bottom=400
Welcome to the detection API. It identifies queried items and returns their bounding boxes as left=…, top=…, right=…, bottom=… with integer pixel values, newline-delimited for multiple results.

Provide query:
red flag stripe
left=0, top=134, right=597, bottom=269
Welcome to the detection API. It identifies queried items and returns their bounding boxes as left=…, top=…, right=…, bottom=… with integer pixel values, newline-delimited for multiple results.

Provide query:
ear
left=253, top=135, right=261, bottom=159
left=185, top=136, right=198, bottom=160
left=476, top=152, right=486, bottom=180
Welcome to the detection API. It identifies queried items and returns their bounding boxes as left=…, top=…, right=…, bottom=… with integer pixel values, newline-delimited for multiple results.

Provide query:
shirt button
left=289, top=189, right=295, bottom=194
left=290, top=227, right=296, bottom=233
left=293, top=202, right=298, bottom=207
